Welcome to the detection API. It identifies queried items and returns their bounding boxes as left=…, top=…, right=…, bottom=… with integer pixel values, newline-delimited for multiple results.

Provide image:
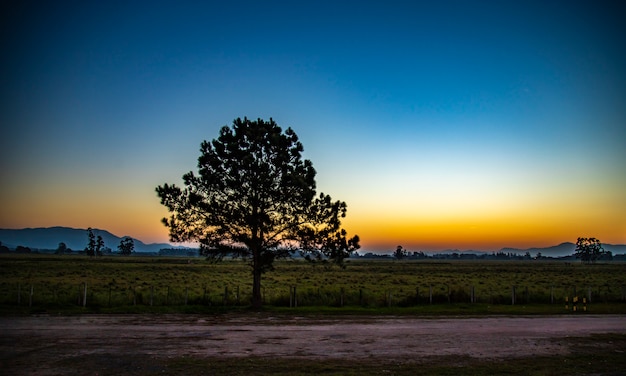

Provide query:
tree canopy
left=118, top=237, right=135, bottom=255
left=393, top=245, right=407, bottom=260
left=85, top=228, right=104, bottom=257
left=574, top=237, right=605, bottom=264
left=156, top=117, right=359, bottom=307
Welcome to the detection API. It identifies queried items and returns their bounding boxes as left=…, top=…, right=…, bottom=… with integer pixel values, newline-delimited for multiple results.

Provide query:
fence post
left=29, top=285, right=34, bottom=307
left=511, top=286, right=516, bottom=305
left=429, top=285, right=433, bottom=304
left=340, top=287, right=345, bottom=307
left=289, top=286, right=298, bottom=308
left=82, top=283, right=87, bottom=308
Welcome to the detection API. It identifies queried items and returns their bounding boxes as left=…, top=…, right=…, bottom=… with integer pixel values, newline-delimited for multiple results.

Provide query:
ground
left=1, top=314, right=625, bottom=375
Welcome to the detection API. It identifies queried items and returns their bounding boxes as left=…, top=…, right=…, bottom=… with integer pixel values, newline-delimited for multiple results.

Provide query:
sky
left=1, top=0, right=625, bottom=252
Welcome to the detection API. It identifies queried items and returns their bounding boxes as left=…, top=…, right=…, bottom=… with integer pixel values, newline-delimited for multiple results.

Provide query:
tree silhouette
left=95, top=235, right=104, bottom=257
left=574, top=237, right=605, bottom=264
left=85, top=228, right=96, bottom=257
left=156, top=117, right=359, bottom=308
left=56, top=242, right=68, bottom=255
left=85, top=228, right=104, bottom=257
left=118, top=237, right=134, bottom=255
left=394, top=245, right=407, bottom=260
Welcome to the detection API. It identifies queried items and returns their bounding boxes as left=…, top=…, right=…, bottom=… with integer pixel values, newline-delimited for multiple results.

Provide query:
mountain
left=499, top=242, right=626, bottom=257
left=0, top=227, right=174, bottom=253
left=499, top=242, right=576, bottom=257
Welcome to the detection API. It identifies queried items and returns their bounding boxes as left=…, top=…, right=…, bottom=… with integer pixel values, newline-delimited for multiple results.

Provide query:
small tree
left=574, top=237, right=605, bottom=264
left=85, top=228, right=96, bottom=257
left=156, top=117, right=359, bottom=308
left=56, top=242, right=68, bottom=255
left=118, top=237, right=135, bottom=255
left=394, top=245, right=407, bottom=260
left=95, top=236, right=104, bottom=257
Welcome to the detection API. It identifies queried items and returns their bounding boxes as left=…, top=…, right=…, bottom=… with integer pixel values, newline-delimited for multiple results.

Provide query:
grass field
left=1, top=254, right=625, bottom=314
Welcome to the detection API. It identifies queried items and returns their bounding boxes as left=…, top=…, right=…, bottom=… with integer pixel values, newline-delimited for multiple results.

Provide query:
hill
left=0, top=227, right=173, bottom=253
left=500, top=242, right=626, bottom=258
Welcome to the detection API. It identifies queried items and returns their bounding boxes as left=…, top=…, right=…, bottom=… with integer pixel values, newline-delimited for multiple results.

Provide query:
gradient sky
left=1, top=1, right=625, bottom=252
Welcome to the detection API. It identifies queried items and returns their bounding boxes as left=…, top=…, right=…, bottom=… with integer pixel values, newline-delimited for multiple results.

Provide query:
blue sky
left=1, top=1, right=625, bottom=251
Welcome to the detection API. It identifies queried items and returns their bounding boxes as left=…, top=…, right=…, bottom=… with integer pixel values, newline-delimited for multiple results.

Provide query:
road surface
left=1, top=314, right=625, bottom=374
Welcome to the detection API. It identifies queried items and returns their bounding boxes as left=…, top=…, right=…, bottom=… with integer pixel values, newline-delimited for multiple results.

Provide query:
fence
left=2, top=281, right=626, bottom=309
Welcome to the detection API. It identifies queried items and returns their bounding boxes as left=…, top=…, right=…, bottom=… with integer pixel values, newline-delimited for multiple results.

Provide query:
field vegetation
left=1, top=254, right=625, bottom=314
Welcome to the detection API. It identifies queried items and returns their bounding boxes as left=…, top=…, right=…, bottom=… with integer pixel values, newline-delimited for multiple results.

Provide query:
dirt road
left=1, top=314, right=625, bottom=374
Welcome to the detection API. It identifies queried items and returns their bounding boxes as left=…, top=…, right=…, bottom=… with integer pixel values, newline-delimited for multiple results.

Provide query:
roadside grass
left=1, top=254, right=625, bottom=314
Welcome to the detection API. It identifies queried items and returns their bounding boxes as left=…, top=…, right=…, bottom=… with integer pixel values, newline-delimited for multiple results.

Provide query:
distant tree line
left=357, top=250, right=615, bottom=261
left=158, top=248, right=199, bottom=257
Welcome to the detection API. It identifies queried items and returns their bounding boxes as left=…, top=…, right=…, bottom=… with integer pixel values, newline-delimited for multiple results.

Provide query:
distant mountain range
left=0, top=227, right=176, bottom=253
left=419, top=242, right=625, bottom=257
left=500, top=242, right=626, bottom=257
left=1, top=227, right=624, bottom=256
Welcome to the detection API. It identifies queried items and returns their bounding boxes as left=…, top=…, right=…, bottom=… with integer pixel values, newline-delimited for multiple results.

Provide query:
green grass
left=1, top=254, right=625, bottom=314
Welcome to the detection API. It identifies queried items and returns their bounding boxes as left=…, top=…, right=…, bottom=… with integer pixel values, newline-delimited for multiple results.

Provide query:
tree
left=56, top=242, right=68, bottom=255
left=95, top=235, right=104, bottom=257
left=394, top=245, right=407, bottom=260
left=15, top=245, right=31, bottom=253
left=156, top=117, right=360, bottom=308
left=85, top=228, right=96, bottom=257
left=574, top=237, right=605, bottom=264
left=118, top=237, right=135, bottom=255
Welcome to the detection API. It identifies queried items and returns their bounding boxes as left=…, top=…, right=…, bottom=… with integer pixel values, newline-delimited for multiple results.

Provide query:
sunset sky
left=1, top=1, right=625, bottom=252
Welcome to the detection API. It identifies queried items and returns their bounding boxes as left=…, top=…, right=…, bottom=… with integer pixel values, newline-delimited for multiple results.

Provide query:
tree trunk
left=252, top=267, right=262, bottom=309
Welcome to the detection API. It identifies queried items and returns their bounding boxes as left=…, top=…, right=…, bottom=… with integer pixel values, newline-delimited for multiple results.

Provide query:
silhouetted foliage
left=85, top=228, right=96, bottom=257
left=394, top=245, right=407, bottom=260
left=118, top=236, right=134, bottom=255
left=95, top=235, right=104, bottom=256
left=574, top=237, right=605, bottom=264
left=84, top=228, right=104, bottom=257
left=55, top=242, right=68, bottom=255
left=15, top=245, right=31, bottom=253
left=96, top=236, right=104, bottom=256
left=156, top=117, right=359, bottom=308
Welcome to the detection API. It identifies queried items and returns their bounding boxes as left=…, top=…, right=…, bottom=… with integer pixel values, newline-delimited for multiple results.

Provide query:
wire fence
left=2, top=281, right=626, bottom=309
